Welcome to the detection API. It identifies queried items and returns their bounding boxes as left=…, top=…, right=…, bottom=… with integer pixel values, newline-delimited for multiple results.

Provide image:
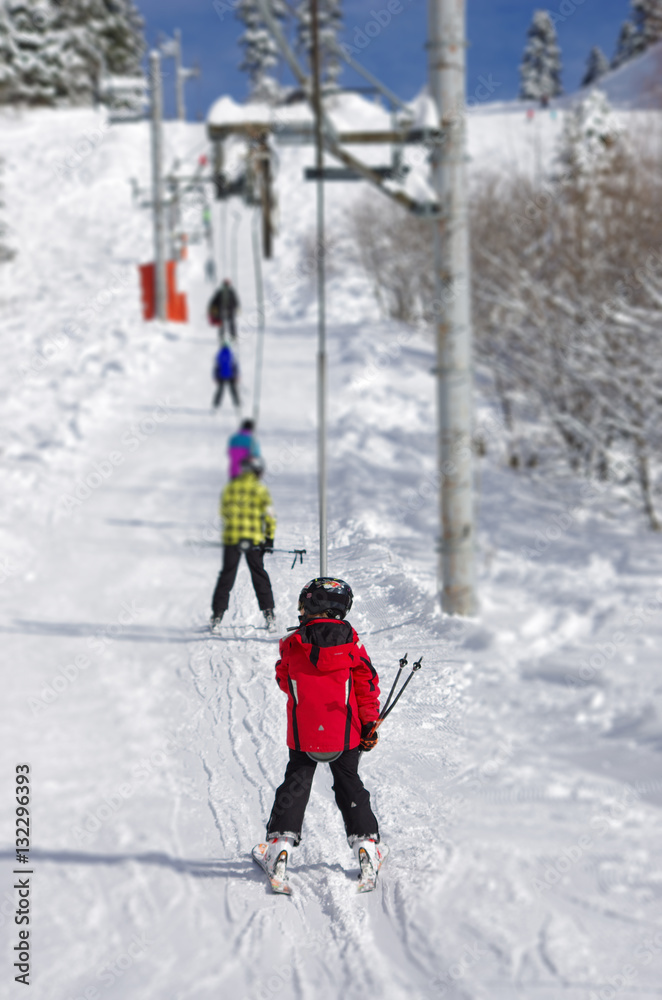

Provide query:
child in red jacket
left=254, top=577, right=387, bottom=887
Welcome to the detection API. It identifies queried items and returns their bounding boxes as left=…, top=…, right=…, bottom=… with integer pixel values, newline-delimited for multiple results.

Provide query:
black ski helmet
left=298, top=577, right=353, bottom=620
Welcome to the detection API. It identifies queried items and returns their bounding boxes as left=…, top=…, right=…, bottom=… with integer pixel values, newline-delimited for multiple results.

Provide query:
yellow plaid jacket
left=220, top=472, right=276, bottom=546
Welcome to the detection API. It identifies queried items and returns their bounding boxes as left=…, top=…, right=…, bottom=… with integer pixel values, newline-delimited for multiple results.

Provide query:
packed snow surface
left=1, top=97, right=662, bottom=1000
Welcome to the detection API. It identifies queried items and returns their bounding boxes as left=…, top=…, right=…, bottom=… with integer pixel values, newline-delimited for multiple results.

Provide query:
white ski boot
left=252, top=836, right=295, bottom=894
left=263, top=609, right=277, bottom=633
left=209, top=613, right=224, bottom=634
left=264, top=836, right=294, bottom=877
left=351, top=837, right=388, bottom=892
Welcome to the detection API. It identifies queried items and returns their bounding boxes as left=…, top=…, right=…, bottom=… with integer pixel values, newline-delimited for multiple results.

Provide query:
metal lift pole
left=428, top=0, right=476, bottom=615
left=174, top=29, right=185, bottom=122
left=311, top=0, right=328, bottom=577
left=251, top=208, right=266, bottom=425
left=149, top=50, right=167, bottom=320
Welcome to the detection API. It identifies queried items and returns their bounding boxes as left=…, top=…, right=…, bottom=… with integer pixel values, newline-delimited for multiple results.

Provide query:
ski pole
left=380, top=653, right=408, bottom=719
left=269, top=547, right=306, bottom=568
left=378, top=656, right=423, bottom=724
left=185, top=541, right=306, bottom=569
left=361, top=656, right=423, bottom=754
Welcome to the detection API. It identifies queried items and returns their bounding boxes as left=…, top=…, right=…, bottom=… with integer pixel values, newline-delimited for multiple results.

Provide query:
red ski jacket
left=275, top=618, right=380, bottom=753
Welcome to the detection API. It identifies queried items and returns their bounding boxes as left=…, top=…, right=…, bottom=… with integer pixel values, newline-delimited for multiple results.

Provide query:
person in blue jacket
left=213, top=342, right=240, bottom=410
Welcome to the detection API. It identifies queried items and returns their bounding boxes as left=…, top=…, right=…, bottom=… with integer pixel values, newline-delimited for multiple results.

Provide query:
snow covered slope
left=574, top=40, right=662, bottom=110
left=1, top=101, right=662, bottom=1000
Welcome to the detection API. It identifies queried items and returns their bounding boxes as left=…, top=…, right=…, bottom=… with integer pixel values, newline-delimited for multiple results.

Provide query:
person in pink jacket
left=227, top=419, right=260, bottom=479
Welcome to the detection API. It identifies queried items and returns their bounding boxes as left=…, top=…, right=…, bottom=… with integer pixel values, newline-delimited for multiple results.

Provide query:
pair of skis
left=251, top=842, right=389, bottom=895
left=251, top=654, right=421, bottom=895
left=207, top=621, right=278, bottom=637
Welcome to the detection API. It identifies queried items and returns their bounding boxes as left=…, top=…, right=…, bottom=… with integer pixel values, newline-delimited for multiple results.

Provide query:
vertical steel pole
left=251, top=208, right=266, bottom=425
left=311, top=0, right=328, bottom=576
left=230, top=210, right=241, bottom=288
left=428, top=0, right=476, bottom=615
left=174, top=29, right=185, bottom=121
left=150, top=50, right=167, bottom=321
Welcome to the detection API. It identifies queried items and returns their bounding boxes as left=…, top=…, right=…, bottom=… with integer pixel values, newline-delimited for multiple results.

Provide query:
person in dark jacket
left=253, top=577, right=387, bottom=882
left=208, top=278, right=240, bottom=340
left=212, top=342, right=240, bottom=410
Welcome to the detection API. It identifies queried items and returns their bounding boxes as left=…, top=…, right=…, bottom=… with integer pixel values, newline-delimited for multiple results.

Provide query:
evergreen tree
left=236, top=0, right=287, bottom=103
left=519, top=10, right=563, bottom=103
left=611, top=20, right=639, bottom=68
left=0, top=0, right=144, bottom=108
left=612, top=1, right=662, bottom=68
left=556, top=88, right=624, bottom=194
left=582, top=46, right=610, bottom=87
left=0, top=5, right=18, bottom=103
left=632, top=0, right=662, bottom=47
left=2, top=1, right=74, bottom=105
left=55, top=0, right=145, bottom=111
left=296, top=0, right=343, bottom=89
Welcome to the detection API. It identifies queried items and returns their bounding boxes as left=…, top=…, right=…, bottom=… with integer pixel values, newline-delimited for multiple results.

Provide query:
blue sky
left=134, top=0, right=631, bottom=120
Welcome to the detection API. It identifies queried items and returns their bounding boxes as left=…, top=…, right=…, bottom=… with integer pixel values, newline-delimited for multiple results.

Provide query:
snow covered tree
left=55, top=0, right=146, bottom=111
left=0, top=0, right=144, bottom=108
left=0, top=1, right=73, bottom=105
left=0, top=5, right=17, bottom=100
left=352, top=90, right=662, bottom=526
left=582, top=46, right=609, bottom=87
left=468, top=94, right=662, bottom=525
left=632, top=0, right=662, bottom=47
left=556, top=89, right=623, bottom=194
left=611, top=20, right=639, bottom=68
left=519, top=10, right=563, bottom=103
left=612, top=1, right=662, bottom=68
left=296, top=0, right=343, bottom=89
left=236, top=0, right=287, bottom=103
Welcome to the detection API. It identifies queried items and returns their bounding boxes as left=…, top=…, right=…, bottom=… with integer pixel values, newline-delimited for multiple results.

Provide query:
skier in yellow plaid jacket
left=211, top=456, right=277, bottom=631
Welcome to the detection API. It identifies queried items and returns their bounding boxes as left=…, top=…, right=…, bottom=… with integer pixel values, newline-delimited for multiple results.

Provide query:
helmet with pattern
left=240, top=455, right=264, bottom=476
left=297, top=577, right=353, bottom=622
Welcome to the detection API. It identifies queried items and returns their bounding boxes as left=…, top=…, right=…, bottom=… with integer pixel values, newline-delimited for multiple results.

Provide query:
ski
left=208, top=624, right=269, bottom=635
left=357, top=843, right=389, bottom=893
left=205, top=622, right=279, bottom=639
left=252, top=843, right=292, bottom=896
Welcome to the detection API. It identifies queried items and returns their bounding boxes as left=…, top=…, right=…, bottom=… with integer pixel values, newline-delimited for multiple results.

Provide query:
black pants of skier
left=222, top=312, right=237, bottom=339
left=213, top=378, right=240, bottom=409
left=266, top=748, right=379, bottom=846
left=212, top=544, right=274, bottom=615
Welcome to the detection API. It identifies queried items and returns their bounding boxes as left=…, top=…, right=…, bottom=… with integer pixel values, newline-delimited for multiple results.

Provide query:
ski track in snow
left=1, top=104, right=662, bottom=999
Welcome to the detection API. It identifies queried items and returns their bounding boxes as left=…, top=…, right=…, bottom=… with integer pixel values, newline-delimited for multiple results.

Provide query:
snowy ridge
left=573, top=39, right=662, bottom=110
left=1, top=96, right=662, bottom=999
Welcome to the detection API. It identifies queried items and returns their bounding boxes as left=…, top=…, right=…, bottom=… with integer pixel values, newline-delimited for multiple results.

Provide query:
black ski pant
left=221, top=311, right=237, bottom=339
left=266, top=748, right=379, bottom=846
left=213, top=378, right=240, bottom=409
left=212, top=544, right=274, bottom=615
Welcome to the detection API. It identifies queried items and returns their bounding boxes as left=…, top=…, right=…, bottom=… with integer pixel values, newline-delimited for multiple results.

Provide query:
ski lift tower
left=216, top=0, right=476, bottom=613
left=428, top=0, right=476, bottom=616
left=159, top=29, right=199, bottom=121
